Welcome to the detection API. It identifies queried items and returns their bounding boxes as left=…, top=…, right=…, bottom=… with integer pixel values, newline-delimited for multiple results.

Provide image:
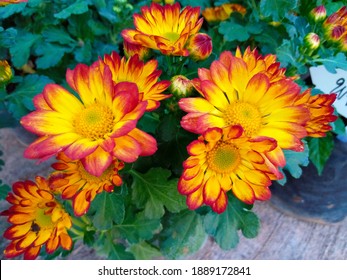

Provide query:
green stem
left=69, top=226, right=84, bottom=237
left=71, top=216, right=86, bottom=229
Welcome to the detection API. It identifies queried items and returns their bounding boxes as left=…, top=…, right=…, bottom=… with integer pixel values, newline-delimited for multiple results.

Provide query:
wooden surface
left=1, top=127, right=347, bottom=260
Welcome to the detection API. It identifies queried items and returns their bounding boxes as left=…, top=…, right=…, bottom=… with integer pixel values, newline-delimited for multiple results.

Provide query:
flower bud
left=169, top=75, right=194, bottom=98
left=330, top=25, right=345, bottom=41
left=222, top=3, right=247, bottom=17
left=0, top=60, right=12, bottom=86
left=303, top=32, right=320, bottom=51
left=123, top=40, right=151, bottom=61
left=202, top=7, right=229, bottom=23
left=187, top=33, right=212, bottom=61
left=309, top=5, right=327, bottom=23
left=338, top=33, right=347, bottom=52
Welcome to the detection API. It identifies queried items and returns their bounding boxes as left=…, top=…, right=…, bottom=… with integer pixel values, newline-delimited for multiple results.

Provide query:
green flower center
left=163, top=31, right=180, bottom=42
left=74, top=104, right=114, bottom=140
left=207, top=142, right=240, bottom=174
left=225, top=102, right=262, bottom=137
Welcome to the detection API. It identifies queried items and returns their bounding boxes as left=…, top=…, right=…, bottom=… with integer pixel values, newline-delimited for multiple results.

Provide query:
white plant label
left=310, top=65, right=347, bottom=118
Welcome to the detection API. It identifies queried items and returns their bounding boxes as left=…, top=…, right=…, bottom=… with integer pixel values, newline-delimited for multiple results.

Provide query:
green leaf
left=83, top=230, right=96, bottom=247
left=313, top=53, right=347, bottom=73
left=108, top=244, right=135, bottom=260
left=179, top=0, right=210, bottom=10
left=131, top=168, right=187, bottom=219
left=260, top=0, right=299, bottom=21
left=0, top=110, right=17, bottom=128
left=332, top=116, right=346, bottom=135
left=0, top=181, right=11, bottom=200
left=91, top=192, right=125, bottom=230
left=0, top=28, right=17, bottom=48
left=10, top=32, right=40, bottom=68
left=160, top=210, right=206, bottom=259
left=219, top=20, right=250, bottom=42
left=128, top=241, right=162, bottom=260
left=204, top=194, right=260, bottom=250
left=35, top=43, right=70, bottom=69
left=74, top=40, right=92, bottom=63
left=42, top=28, right=76, bottom=45
left=282, top=140, right=309, bottom=179
left=87, top=19, right=108, bottom=36
left=54, top=1, right=90, bottom=19
left=157, top=114, right=179, bottom=142
left=276, top=39, right=308, bottom=74
left=5, top=74, right=54, bottom=120
left=0, top=2, right=26, bottom=19
left=308, top=134, right=335, bottom=175
left=137, top=112, right=160, bottom=134
left=115, top=212, right=162, bottom=244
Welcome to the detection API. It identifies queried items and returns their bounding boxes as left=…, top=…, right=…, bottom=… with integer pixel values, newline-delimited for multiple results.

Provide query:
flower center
left=74, top=104, right=114, bottom=140
left=77, top=161, right=114, bottom=182
left=224, top=102, right=262, bottom=137
left=207, top=142, right=240, bottom=174
left=33, top=206, right=55, bottom=232
left=163, top=31, right=180, bottom=42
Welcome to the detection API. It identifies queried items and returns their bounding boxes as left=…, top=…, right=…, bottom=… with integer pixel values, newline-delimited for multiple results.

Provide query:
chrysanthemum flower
left=179, top=126, right=278, bottom=213
left=0, top=0, right=27, bottom=6
left=121, top=2, right=203, bottom=56
left=202, top=3, right=246, bottom=23
left=323, top=6, right=347, bottom=51
left=49, top=152, right=124, bottom=216
left=0, top=60, right=12, bottom=85
left=1, top=176, right=72, bottom=259
left=100, top=52, right=170, bottom=111
left=187, top=33, right=213, bottom=61
left=179, top=49, right=310, bottom=153
left=234, top=47, right=292, bottom=82
left=21, top=62, right=157, bottom=177
left=294, top=89, right=337, bottom=137
left=123, top=41, right=152, bottom=61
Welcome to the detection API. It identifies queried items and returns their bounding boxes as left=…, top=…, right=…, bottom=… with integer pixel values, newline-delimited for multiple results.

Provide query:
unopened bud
left=169, top=75, right=194, bottom=98
left=187, top=33, right=212, bottom=61
left=303, top=32, right=320, bottom=51
left=309, top=5, right=327, bottom=23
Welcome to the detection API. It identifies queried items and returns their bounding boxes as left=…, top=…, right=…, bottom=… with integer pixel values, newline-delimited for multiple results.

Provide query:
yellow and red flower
left=202, top=3, right=247, bottom=23
left=323, top=6, right=347, bottom=51
left=187, top=33, right=213, bottom=61
left=123, top=41, right=152, bottom=61
left=179, top=126, right=278, bottom=213
left=179, top=48, right=310, bottom=153
left=100, top=52, right=170, bottom=111
left=121, top=2, right=203, bottom=56
left=49, top=152, right=124, bottom=216
left=294, top=89, right=337, bottom=137
left=1, top=176, right=72, bottom=259
left=0, top=0, right=27, bottom=6
left=21, top=61, right=157, bottom=177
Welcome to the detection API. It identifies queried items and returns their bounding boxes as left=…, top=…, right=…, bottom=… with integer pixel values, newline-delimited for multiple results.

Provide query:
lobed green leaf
left=204, top=193, right=260, bottom=250
left=160, top=210, right=206, bottom=259
left=131, top=168, right=186, bottom=219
